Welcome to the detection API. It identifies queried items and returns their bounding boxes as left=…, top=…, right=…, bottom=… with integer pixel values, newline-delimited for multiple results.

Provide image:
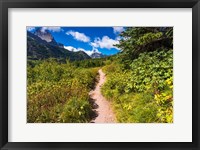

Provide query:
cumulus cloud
left=115, top=36, right=122, bottom=41
left=77, top=48, right=95, bottom=56
left=64, top=46, right=79, bottom=52
left=40, top=27, right=63, bottom=32
left=64, top=45, right=100, bottom=56
left=90, top=36, right=120, bottom=50
left=113, top=27, right=124, bottom=34
left=27, top=27, right=35, bottom=31
left=66, top=30, right=90, bottom=42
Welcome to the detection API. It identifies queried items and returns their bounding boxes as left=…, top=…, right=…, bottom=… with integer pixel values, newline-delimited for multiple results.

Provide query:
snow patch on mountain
left=64, top=46, right=104, bottom=58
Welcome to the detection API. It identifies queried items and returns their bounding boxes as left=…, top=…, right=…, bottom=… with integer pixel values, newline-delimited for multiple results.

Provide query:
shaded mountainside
left=27, top=31, right=91, bottom=61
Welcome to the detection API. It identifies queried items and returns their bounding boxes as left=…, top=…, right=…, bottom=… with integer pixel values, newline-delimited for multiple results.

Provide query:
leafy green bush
left=27, top=59, right=98, bottom=123
left=101, top=50, right=173, bottom=123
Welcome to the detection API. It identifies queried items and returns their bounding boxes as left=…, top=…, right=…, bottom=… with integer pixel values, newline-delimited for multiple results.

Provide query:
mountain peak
left=90, top=49, right=106, bottom=58
left=91, top=49, right=101, bottom=54
left=34, top=28, right=54, bottom=43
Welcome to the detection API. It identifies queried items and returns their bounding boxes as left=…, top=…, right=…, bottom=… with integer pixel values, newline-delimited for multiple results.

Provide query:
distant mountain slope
left=90, top=50, right=107, bottom=59
left=27, top=31, right=91, bottom=61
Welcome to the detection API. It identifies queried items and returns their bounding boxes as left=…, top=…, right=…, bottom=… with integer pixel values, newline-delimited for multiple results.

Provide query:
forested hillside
left=27, top=31, right=91, bottom=61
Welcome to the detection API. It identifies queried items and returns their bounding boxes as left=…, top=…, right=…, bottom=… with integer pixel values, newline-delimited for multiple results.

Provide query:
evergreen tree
left=116, top=27, right=173, bottom=61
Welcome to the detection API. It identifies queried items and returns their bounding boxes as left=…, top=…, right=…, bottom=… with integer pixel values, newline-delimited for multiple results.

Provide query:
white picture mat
left=8, top=8, right=192, bottom=142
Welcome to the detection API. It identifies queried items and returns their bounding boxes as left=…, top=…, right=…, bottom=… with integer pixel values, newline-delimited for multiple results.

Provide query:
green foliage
left=27, top=59, right=99, bottom=123
left=115, top=27, right=173, bottom=61
left=129, top=50, right=173, bottom=92
left=73, top=58, right=105, bottom=68
left=136, top=32, right=163, bottom=46
left=101, top=50, right=173, bottom=123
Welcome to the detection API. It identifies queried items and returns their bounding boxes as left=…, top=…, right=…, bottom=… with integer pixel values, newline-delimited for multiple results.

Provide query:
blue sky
left=27, top=26, right=125, bottom=56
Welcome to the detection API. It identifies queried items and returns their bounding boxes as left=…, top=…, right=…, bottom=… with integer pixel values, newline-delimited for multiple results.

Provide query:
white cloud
left=115, top=36, right=122, bottom=41
left=90, top=42, right=98, bottom=48
left=64, top=46, right=100, bottom=56
left=113, top=27, right=124, bottom=34
left=64, top=46, right=79, bottom=52
left=66, top=30, right=90, bottom=42
left=40, top=27, right=63, bottom=32
left=77, top=48, right=94, bottom=56
left=27, top=27, right=35, bottom=31
left=90, top=36, right=120, bottom=50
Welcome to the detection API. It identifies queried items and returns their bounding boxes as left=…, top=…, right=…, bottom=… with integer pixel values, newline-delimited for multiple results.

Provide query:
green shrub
left=27, top=60, right=99, bottom=123
left=101, top=50, right=173, bottom=123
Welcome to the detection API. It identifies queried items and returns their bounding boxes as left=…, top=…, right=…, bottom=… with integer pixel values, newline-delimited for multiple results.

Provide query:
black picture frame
left=0, top=0, right=199, bottom=149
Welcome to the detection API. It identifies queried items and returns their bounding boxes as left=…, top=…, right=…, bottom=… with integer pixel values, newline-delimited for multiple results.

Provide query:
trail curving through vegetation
left=89, top=69, right=116, bottom=123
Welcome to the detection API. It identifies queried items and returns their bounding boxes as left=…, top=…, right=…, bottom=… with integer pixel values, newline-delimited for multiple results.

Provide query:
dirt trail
left=89, top=69, right=116, bottom=123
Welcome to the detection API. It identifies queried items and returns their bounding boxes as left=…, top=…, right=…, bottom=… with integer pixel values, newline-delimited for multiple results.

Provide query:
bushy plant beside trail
left=27, top=59, right=99, bottom=123
left=102, top=50, right=173, bottom=123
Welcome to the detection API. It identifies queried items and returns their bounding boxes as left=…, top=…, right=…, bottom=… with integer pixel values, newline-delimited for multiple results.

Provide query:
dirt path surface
left=89, top=69, right=116, bottom=123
